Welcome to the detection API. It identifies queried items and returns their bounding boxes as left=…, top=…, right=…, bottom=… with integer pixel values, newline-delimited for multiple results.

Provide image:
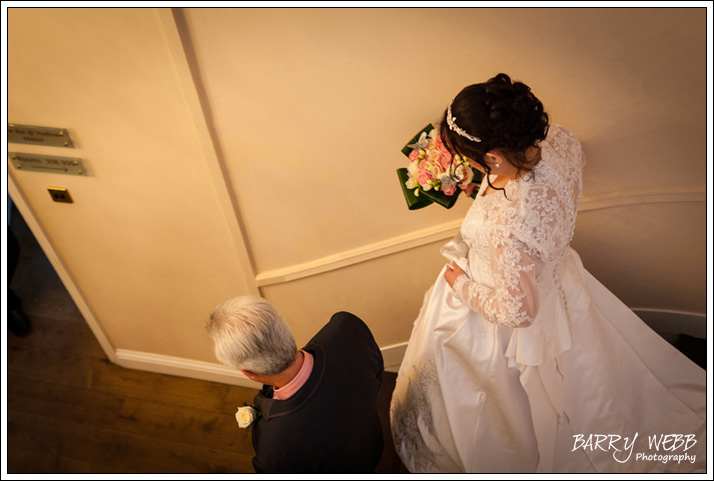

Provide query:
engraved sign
left=7, top=124, right=75, bottom=148
left=9, top=152, right=87, bottom=176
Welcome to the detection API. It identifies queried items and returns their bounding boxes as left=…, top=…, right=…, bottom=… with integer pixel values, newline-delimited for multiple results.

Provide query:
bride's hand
left=444, top=261, right=466, bottom=288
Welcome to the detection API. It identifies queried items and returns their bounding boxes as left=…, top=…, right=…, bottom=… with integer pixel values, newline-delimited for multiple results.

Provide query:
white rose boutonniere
left=236, top=404, right=260, bottom=429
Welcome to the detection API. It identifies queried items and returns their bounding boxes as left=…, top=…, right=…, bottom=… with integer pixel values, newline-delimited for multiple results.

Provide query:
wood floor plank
left=120, top=396, right=256, bottom=454
left=8, top=373, right=124, bottom=421
left=7, top=446, right=134, bottom=474
left=7, top=373, right=255, bottom=455
left=7, top=410, right=255, bottom=473
left=7, top=342, right=94, bottom=388
left=221, top=385, right=263, bottom=413
left=85, top=358, right=236, bottom=412
left=8, top=342, right=238, bottom=413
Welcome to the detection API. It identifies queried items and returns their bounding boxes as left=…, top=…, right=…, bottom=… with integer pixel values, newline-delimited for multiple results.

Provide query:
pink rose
left=417, top=170, right=433, bottom=186
left=409, top=149, right=421, bottom=162
left=438, top=151, right=452, bottom=170
left=443, top=184, right=457, bottom=196
left=435, top=136, right=453, bottom=169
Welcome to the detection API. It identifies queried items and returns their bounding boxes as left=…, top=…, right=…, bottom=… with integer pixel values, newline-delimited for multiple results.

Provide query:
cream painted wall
left=7, top=8, right=256, bottom=363
left=179, top=7, right=706, bottom=273
left=6, top=8, right=707, bottom=381
left=178, top=7, right=707, bottom=348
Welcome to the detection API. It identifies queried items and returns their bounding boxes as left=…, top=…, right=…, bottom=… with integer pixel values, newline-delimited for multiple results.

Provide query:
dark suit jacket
left=251, top=311, right=384, bottom=473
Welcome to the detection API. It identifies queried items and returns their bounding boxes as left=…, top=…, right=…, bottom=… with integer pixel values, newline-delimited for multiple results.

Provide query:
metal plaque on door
left=7, top=124, right=75, bottom=148
left=9, top=152, right=86, bottom=176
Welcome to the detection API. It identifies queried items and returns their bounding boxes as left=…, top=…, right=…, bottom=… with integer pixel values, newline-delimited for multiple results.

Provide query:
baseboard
left=381, top=342, right=409, bottom=373
left=114, top=349, right=262, bottom=389
left=113, top=309, right=704, bottom=386
left=114, top=342, right=409, bottom=388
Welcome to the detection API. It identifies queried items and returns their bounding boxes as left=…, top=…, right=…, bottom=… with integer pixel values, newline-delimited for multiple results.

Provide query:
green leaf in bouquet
left=396, top=168, right=433, bottom=210
left=401, top=124, right=435, bottom=157
left=398, top=123, right=485, bottom=210
left=421, top=186, right=459, bottom=209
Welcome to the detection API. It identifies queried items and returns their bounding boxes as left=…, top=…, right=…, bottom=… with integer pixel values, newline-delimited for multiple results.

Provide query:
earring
left=494, top=163, right=500, bottom=169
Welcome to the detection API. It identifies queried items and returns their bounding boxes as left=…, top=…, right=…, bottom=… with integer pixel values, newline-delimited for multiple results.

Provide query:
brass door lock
left=48, top=187, right=73, bottom=203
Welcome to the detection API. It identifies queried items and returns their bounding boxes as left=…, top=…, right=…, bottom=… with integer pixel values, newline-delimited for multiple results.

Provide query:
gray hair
left=205, top=296, right=297, bottom=376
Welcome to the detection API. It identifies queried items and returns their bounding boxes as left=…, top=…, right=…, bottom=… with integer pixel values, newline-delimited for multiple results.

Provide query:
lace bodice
left=453, top=124, right=585, bottom=328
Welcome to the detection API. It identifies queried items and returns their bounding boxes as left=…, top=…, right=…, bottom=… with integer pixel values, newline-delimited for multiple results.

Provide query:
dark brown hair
left=439, top=73, right=550, bottom=195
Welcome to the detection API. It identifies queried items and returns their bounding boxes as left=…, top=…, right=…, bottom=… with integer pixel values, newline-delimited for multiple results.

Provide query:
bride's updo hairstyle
left=439, top=73, right=550, bottom=184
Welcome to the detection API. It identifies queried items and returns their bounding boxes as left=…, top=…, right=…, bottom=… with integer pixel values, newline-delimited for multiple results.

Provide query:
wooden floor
left=6, top=210, right=405, bottom=474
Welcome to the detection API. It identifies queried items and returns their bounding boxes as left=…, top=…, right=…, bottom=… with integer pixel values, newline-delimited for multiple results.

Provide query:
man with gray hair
left=206, top=296, right=384, bottom=473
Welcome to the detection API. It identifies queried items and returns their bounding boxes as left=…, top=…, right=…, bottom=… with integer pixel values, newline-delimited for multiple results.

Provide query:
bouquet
left=396, top=124, right=482, bottom=210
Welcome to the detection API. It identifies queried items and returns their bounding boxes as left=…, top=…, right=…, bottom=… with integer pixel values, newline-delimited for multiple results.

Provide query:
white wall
left=6, top=7, right=707, bottom=383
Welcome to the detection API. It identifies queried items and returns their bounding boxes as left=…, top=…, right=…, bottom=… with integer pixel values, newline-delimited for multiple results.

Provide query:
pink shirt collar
left=273, top=350, right=314, bottom=401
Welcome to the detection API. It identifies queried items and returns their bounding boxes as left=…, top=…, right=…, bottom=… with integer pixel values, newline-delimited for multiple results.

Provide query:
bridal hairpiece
left=446, top=100, right=481, bottom=143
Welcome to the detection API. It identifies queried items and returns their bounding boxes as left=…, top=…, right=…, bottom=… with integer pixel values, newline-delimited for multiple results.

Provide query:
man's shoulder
left=305, top=311, right=378, bottom=353
left=321, top=311, right=373, bottom=341
left=304, top=311, right=383, bottom=378
left=328, top=310, right=366, bottom=328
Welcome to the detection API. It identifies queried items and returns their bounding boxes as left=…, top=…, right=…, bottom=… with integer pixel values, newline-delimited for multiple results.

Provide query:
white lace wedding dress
left=389, top=124, right=706, bottom=473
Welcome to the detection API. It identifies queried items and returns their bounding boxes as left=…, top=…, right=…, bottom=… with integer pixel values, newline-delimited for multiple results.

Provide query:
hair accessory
left=447, top=100, right=482, bottom=143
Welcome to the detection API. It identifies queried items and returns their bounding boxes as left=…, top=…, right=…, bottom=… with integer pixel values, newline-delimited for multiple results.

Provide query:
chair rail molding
left=255, top=184, right=706, bottom=287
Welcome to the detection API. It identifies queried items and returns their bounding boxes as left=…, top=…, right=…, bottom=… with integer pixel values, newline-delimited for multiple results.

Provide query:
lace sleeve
left=452, top=182, right=568, bottom=328
left=452, top=232, right=543, bottom=328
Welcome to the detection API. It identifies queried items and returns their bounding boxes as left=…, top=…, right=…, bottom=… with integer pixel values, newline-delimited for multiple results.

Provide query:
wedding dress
left=389, top=124, right=706, bottom=473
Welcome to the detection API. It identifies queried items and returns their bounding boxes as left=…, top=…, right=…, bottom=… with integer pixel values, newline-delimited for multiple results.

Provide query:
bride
left=389, top=73, right=706, bottom=473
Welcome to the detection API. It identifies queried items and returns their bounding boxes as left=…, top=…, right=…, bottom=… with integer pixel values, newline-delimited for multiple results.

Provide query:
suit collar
left=254, top=344, right=325, bottom=420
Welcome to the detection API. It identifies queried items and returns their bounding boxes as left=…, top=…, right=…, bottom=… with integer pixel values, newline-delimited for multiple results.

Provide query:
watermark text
left=572, top=433, right=697, bottom=465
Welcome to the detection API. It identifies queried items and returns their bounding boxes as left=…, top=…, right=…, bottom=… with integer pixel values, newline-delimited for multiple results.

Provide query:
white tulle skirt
left=390, top=246, right=706, bottom=473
